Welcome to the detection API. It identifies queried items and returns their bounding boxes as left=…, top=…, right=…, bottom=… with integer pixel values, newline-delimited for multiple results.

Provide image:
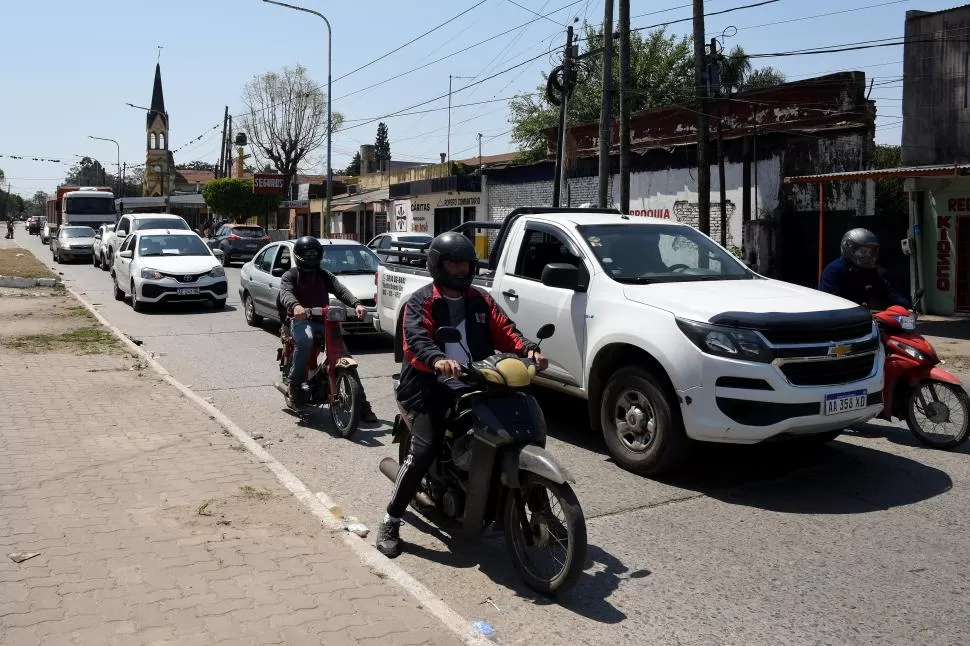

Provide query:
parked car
left=366, top=232, right=433, bottom=263
left=207, top=223, right=271, bottom=267
left=377, top=207, right=887, bottom=476
left=239, top=238, right=379, bottom=335
left=92, top=224, right=115, bottom=269
left=51, top=225, right=96, bottom=263
left=111, top=229, right=227, bottom=312
left=27, top=217, right=41, bottom=236
left=104, top=213, right=190, bottom=267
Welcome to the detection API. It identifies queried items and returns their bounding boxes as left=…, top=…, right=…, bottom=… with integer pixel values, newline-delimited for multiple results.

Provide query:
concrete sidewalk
left=0, top=294, right=459, bottom=644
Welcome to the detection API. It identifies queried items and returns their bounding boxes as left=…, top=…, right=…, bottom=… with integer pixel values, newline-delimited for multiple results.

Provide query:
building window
left=151, top=133, right=157, bottom=149
left=160, top=133, right=166, bottom=149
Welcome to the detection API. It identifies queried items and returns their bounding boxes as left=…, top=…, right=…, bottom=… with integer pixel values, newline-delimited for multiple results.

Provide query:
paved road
left=20, top=232, right=970, bottom=645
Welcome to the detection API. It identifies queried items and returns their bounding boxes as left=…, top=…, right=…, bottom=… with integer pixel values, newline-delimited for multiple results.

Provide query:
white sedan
left=111, top=229, right=228, bottom=312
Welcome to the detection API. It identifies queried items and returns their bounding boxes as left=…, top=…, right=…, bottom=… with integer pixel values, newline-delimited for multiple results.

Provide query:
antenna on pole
left=156, top=45, right=164, bottom=63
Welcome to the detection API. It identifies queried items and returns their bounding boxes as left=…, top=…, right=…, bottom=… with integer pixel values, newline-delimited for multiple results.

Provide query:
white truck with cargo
left=375, top=207, right=886, bottom=475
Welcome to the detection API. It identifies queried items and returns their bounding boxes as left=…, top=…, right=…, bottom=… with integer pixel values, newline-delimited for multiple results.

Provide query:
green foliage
left=203, top=178, right=280, bottom=223
left=343, top=151, right=362, bottom=176
left=176, top=160, right=216, bottom=171
left=873, top=144, right=906, bottom=217
left=65, top=156, right=108, bottom=186
left=742, top=66, right=787, bottom=90
left=375, top=122, right=391, bottom=171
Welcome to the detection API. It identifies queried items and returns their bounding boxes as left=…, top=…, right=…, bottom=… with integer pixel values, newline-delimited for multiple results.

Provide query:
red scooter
left=875, top=304, right=970, bottom=449
left=275, top=305, right=362, bottom=437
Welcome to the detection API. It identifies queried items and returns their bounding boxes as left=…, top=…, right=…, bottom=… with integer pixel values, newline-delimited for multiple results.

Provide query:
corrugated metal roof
left=784, top=164, right=970, bottom=183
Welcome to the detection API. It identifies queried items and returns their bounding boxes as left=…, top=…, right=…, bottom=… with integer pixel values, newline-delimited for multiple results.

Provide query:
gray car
left=238, top=239, right=380, bottom=335
left=52, top=226, right=96, bottom=263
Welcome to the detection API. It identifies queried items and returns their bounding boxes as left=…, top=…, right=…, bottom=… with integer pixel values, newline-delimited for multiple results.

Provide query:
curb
left=59, top=283, right=491, bottom=646
left=0, top=275, right=61, bottom=288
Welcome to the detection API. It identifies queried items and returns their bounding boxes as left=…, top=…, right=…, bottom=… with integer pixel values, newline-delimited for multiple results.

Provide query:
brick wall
left=486, top=175, right=611, bottom=225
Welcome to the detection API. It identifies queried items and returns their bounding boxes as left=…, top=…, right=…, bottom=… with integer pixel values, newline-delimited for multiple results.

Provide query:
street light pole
left=447, top=74, right=474, bottom=164
left=88, top=136, right=120, bottom=196
left=263, top=0, right=333, bottom=237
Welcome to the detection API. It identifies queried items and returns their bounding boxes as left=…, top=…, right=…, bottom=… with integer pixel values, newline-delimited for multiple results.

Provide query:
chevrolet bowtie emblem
left=829, top=344, right=852, bottom=359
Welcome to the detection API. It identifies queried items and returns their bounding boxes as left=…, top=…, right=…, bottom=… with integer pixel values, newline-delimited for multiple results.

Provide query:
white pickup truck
left=375, top=208, right=885, bottom=475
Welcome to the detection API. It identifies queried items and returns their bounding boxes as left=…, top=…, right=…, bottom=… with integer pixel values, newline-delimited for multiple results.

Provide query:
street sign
left=253, top=173, right=285, bottom=195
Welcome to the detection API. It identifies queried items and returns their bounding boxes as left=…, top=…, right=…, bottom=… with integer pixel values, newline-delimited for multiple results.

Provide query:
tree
left=717, top=45, right=752, bottom=96
left=241, top=64, right=344, bottom=191
left=375, top=122, right=391, bottom=171
left=25, top=191, right=48, bottom=219
left=64, top=156, right=109, bottom=186
left=742, top=66, right=787, bottom=90
left=202, top=178, right=280, bottom=223
left=176, top=160, right=216, bottom=171
left=343, top=151, right=362, bottom=176
left=873, top=144, right=906, bottom=217
left=510, top=26, right=694, bottom=161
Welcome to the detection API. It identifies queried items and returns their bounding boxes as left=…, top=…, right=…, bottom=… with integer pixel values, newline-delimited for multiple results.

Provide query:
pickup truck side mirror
left=541, top=263, right=581, bottom=291
left=435, top=326, right=462, bottom=345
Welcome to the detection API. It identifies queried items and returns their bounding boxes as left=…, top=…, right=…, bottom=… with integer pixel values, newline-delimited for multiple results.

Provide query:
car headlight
left=141, top=268, right=163, bottom=280
left=208, top=266, right=226, bottom=278
left=676, top=318, right=773, bottom=363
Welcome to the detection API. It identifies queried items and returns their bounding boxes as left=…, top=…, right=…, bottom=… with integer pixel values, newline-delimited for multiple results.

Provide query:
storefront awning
left=331, top=203, right=358, bottom=213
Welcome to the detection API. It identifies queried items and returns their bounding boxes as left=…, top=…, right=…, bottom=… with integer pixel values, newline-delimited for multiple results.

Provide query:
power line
left=630, top=0, right=785, bottom=35
left=734, top=0, right=912, bottom=32
left=747, top=26, right=970, bottom=58
left=505, top=0, right=565, bottom=27
left=342, top=96, right=516, bottom=123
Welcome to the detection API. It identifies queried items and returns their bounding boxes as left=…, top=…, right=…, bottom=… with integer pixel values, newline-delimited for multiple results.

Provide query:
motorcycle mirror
left=536, top=324, right=555, bottom=341
left=435, top=326, right=462, bottom=345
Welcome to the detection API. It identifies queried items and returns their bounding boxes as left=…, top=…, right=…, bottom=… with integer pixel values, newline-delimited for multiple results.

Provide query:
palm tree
left=715, top=45, right=786, bottom=95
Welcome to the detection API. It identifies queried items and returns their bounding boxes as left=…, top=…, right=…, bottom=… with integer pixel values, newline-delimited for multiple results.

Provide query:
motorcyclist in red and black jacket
left=375, top=231, right=547, bottom=558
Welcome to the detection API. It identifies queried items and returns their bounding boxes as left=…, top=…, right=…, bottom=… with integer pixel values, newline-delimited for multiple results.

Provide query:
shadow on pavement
left=401, top=509, right=627, bottom=624
left=138, top=301, right=238, bottom=316
left=283, top=405, right=390, bottom=447
left=917, top=317, right=970, bottom=341
left=532, top=389, right=953, bottom=514
left=846, top=420, right=970, bottom=455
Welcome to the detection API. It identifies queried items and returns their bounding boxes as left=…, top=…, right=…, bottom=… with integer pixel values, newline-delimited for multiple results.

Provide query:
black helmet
left=841, top=228, right=880, bottom=270
left=293, top=236, right=323, bottom=270
left=428, top=231, right=478, bottom=291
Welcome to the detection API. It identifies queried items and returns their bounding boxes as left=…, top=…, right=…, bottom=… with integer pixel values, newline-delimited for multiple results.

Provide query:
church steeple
left=144, top=62, right=173, bottom=197
left=147, top=63, right=168, bottom=128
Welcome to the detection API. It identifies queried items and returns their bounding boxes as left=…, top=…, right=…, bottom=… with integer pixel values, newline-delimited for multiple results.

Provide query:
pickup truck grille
left=759, top=320, right=874, bottom=345
left=778, top=354, right=877, bottom=386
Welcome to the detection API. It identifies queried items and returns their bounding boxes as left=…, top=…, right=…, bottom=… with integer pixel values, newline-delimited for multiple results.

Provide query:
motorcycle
left=875, top=302, right=970, bottom=449
left=274, top=305, right=363, bottom=438
left=379, top=323, right=588, bottom=596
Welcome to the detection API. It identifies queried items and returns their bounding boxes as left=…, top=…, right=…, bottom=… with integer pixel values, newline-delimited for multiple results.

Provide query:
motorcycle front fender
left=504, top=444, right=576, bottom=486
left=334, top=356, right=358, bottom=369
left=905, top=364, right=963, bottom=388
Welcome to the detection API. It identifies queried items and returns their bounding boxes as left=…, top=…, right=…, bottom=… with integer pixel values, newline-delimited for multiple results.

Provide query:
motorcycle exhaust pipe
left=378, top=457, right=435, bottom=509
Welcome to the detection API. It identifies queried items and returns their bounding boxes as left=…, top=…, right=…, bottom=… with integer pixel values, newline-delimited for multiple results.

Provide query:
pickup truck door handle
left=502, top=289, right=518, bottom=299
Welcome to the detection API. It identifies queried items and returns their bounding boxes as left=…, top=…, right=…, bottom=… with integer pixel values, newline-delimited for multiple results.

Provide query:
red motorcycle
left=275, top=305, right=362, bottom=437
left=875, top=304, right=970, bottom=449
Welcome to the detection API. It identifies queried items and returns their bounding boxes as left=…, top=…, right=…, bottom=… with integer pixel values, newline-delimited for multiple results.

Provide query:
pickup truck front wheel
left=600, top=367, right=690, bottom=476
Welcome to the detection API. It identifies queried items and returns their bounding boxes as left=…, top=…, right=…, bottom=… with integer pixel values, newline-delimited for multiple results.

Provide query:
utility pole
left=477, top=132, right=483, bottom=170
left=217, top=107, right=228, bottom=179
left=225, top=115, right=234, bottom=179
left=552, top=25, right=574, bottom=208
left=597, top=0, right=614, bottom=208
left=692, top=0, right=710, bottom=234
left=711, top=38, right=727, bottom=247
left=121, top=162, right=127, bottom=198
left=618, top=0, right=630, bottom=214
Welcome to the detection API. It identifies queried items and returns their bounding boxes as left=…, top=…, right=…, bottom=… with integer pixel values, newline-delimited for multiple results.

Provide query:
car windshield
left=62, top=226, right=95, bottom=238
left=578, top=224, right=753, bottom=284
left=65, top=196, right=115, bottom=215
left=230, top=226, right=265, bottom=238
left=138, top=235, right=211, bottom=257
left=321, top=245, right=379, bottom=274
left=135, top=218, right=189, bottom=231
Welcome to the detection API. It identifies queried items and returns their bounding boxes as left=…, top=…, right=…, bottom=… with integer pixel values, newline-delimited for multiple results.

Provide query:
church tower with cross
left=144, top=61, right=175, bottom=196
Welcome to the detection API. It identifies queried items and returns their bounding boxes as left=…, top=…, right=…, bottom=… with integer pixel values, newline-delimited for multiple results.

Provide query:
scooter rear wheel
left=906, top=380, right=970, bottom=449
left=330, top=369, right=362, bottom=438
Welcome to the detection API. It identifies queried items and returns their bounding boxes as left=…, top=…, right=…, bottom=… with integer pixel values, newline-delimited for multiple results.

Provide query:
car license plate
left=823, top=389, right=867, bottom=415
left=177, top=288, right=200, bottom=295
left=247, top=244, right=258, bottom=249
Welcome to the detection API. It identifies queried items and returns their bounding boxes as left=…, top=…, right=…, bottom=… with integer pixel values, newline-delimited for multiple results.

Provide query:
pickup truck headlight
left=676, top=318, right=773, bottom=363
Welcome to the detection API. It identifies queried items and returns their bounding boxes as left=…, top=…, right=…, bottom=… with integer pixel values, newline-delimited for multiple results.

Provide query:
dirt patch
left=0, top=293, right=120, bottom=355
left=0, top=248, right=56, bottom=279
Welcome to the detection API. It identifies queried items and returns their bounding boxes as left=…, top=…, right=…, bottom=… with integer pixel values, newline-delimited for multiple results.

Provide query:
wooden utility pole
left=618, top=0, right=630, bottom=214
left=217, top=107, right=228, bottom=179
left=711, top=38, right=727, bottom=247
left=552, top=26, right=574, bottom=208
left=597, top=0, right=614, bottom=208
left=692, top=0, right=710, bottom=234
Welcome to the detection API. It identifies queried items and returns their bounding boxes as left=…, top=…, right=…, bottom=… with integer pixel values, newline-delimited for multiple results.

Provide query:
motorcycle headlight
left=140, top=268, right=162, bottom=280
left=889, top=339, right=930, bottom=362
left=676, top=318, right=773, bottom=363
left=208, top=266, right=226, bottom=278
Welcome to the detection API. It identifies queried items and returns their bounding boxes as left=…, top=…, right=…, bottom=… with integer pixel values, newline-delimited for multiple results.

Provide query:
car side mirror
left=271, top=267, right=286, bottom=277
left=212, top=248, right=224, bottom=259
left=435, top=326, right=462, bottom=345
left=119, top=250, right=133, bottom=260
left=536, top=323, right=555, bottom=340
left=94, top=234, right=101, bottom=240
left=541, top=263, right=581, bottom=291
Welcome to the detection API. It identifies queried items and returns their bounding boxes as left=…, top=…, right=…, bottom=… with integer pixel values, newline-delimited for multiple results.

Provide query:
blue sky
left=0, top=0, right=955, bottom=198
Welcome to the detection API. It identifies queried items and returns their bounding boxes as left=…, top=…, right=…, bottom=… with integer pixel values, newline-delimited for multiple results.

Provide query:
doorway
left=434, top=207, right=461, bottom=235
left=957, top=216, right=970, bottom=311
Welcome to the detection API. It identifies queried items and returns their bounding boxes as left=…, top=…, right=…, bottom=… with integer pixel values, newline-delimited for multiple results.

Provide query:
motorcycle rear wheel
left=504, top=474, right=587, bottom=596
left=330, top=369, right=362, bottom=438
left=906, top=380, right=970, bottom=449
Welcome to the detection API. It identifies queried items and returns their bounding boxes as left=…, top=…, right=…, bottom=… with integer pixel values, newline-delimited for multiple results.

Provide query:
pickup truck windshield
left=322, top=245, right=379, bottom=275
left=579, top=223, right=753, bottom=284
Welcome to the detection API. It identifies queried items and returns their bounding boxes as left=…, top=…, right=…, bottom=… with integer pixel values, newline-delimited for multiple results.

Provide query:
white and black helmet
left=841, top=228, right=880, bottom=270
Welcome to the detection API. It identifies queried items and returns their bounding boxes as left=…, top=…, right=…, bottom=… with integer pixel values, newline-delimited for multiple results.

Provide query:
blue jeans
left=289, top=319, right=326, bottom=384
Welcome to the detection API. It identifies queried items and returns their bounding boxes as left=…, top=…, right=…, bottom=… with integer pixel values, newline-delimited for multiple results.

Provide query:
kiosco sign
left=253, top=173, right=285, bottom=195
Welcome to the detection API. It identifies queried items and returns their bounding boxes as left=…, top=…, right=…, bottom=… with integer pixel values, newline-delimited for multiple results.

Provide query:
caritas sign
left=252, top=173, right=285, bottom=195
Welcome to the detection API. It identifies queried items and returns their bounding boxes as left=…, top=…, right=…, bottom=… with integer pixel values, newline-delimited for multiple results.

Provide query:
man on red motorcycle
left=375, top=231, right=548, bottom=558
left=277, top=236, right=377, bottom=421
left=820, top=228, right=913, bottom=311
